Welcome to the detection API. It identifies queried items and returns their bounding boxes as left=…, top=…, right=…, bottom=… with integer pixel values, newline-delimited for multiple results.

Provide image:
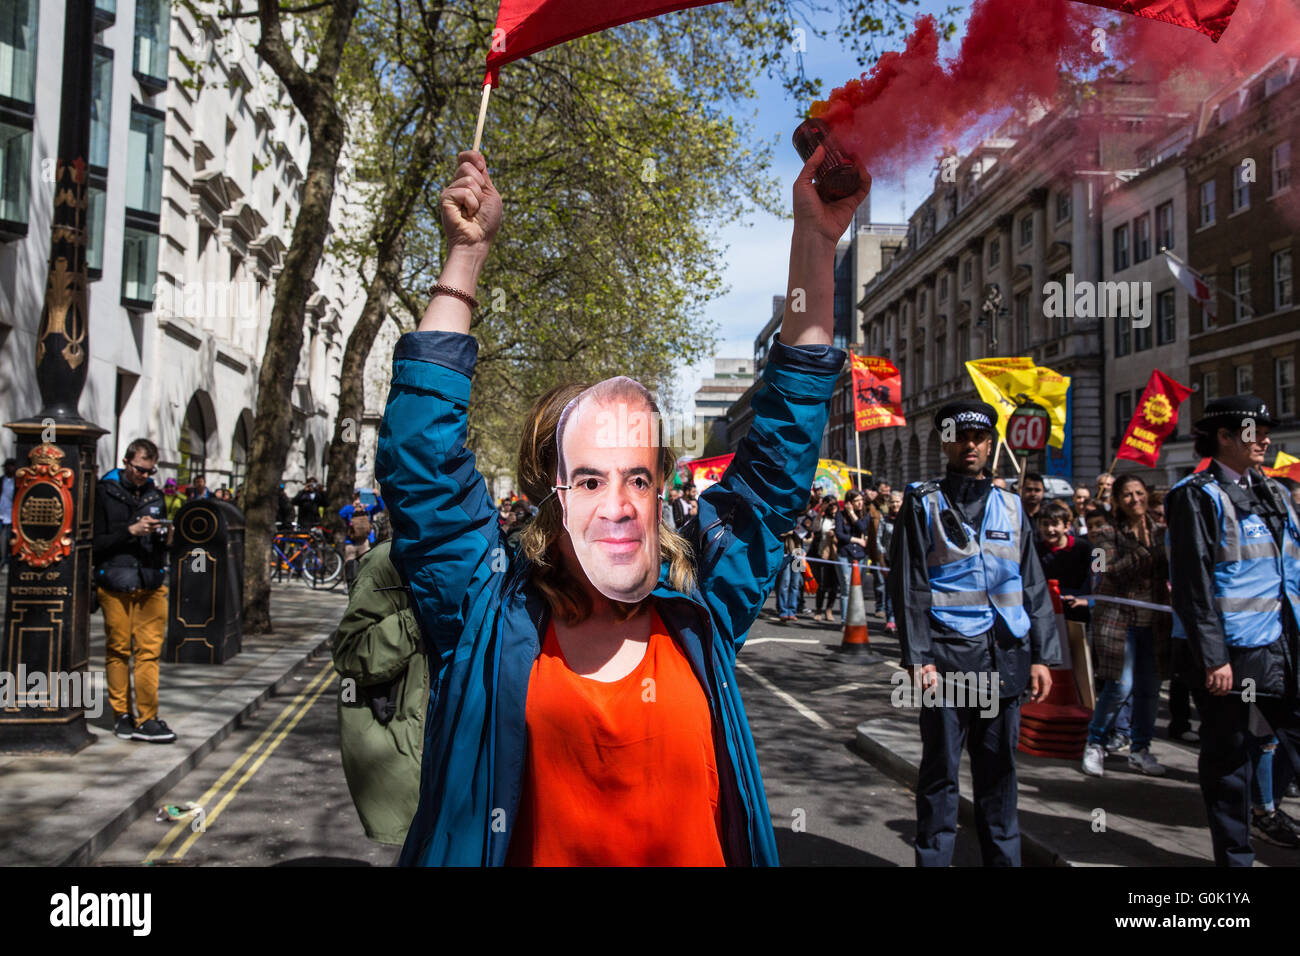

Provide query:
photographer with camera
left=93, top=438, right=177, bottom=744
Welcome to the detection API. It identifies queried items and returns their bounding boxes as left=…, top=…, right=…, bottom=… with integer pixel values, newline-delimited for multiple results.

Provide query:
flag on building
left=1115, top=369, right=1195, bottom=467
left=850, top=354, right=906, bottom=431
left=484, top=0, right=728, bottom=83
left=1070, top=0, right=1240, bottom=41
left=1165, top=251, right=1217, bottom=321
left=965, top=358, right=1071, bottom=450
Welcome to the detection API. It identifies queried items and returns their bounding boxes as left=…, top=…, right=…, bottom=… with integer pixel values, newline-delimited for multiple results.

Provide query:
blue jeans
left=1248, top=734, right=1278, bottom=812
left=1087, top=626, right=1159, bottom=751
left=776, top=554, right=801, bottom=617
left=836, top=557, right=855, bottom=622
left=874, top=570, right=893, bottom=622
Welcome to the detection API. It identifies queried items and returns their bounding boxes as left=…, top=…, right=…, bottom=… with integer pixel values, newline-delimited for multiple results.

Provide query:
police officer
left=1167, top=394, right=1300, bottom=866
left=888, top=401, right=1059, bottom=866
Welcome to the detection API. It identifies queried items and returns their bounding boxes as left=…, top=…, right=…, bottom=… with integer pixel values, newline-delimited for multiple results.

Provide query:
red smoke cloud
left=812, top=0, right=1300, bottom=178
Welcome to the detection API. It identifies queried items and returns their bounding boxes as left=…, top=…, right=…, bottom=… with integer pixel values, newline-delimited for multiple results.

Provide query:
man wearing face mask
left=1167, top=395, right=1300, bottom=866
left=377, top=146, right=869, bottom=866
left=889, top=401, right=1059, bottom=867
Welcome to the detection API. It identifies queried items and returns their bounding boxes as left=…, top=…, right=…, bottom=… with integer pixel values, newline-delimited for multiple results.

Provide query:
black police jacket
left=1167, top=463, right=1298, bottom=698
left=887, top=469, right=1060, bottom=698
left=92, top=470, right=168, bottom=592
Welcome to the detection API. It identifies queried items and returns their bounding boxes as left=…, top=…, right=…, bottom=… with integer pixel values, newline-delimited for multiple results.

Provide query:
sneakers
left=1128, top=749, right=1167, bottom=776
left=1287, top=782, right=1300, bottom=800
left=132, top=718, right=177, bottom=744
left=1252, top=809, right=1300, bottom=848
left=113, top=712, right=135, bottom=740
left=1168, top=726, right=1200, bottom=743
left=1105, top=732, right=1132, bottom=756
left=1082, top=743, right=1106, bottom=777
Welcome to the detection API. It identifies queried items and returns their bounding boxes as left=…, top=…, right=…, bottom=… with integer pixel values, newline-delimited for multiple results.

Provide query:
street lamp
left=1, top=0, right=106, bottom=753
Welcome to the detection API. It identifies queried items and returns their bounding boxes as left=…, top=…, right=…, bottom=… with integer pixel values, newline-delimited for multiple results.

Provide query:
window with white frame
left=1232, top=164, right=1250, bottom=213
left=1156, top=201, right=1174, bottom=251
left=1019, top=215, right=1033, bottom=248
left=1200, top=179, right=1216, bottom=226
left=1274, top=141, right=1292, bottom=194
left=1276, top=249, right=1293, bottom=309
left=1203, top=370, right=1219, bottom=401
left=1277, top=357, right=1295, bottom=417
left=1235, top=364, right=1253, bottom=394
left=1233, top=264, right=1251, bottom=321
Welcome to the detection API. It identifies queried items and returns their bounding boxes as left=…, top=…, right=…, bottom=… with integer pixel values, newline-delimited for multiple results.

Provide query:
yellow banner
left=964, top=358, right=1071, bottom=450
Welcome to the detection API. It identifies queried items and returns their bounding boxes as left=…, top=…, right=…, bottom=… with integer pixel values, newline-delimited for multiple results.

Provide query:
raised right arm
left=374, top=151, right=503, bottom=662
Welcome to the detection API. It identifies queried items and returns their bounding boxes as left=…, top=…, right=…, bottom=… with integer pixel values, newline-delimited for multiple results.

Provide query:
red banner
left=485, top=0, right=727, bottom=83
left=1071, top=0, right=1240, bottom=41
left=851, top=354, right=906, bottom=431
left=1116, top=370, right=1194, bottom=467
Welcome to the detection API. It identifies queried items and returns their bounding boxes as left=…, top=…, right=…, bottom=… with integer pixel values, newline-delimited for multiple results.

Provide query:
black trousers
left=1190, top=688, right=1300, bottom=866
left=915, top=695, right=1022, bottom=867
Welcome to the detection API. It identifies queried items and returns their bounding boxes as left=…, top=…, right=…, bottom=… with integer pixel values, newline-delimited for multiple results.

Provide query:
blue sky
left=670, top=0, right=966, bottom=412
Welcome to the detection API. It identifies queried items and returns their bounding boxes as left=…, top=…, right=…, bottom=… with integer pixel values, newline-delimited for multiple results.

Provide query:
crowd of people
left=769, top=432, right=1300, bottom=862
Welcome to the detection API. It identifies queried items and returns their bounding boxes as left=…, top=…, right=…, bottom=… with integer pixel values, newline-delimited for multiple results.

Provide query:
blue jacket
left=375, top=329, right=844, bottom=866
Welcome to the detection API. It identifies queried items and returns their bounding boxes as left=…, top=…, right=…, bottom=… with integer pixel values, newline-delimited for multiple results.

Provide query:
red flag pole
left=472, top=80, right=493, bottom=152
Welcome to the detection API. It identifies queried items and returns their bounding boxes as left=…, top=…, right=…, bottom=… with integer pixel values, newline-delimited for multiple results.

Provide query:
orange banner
left=851, top=354, right=905, bottom=431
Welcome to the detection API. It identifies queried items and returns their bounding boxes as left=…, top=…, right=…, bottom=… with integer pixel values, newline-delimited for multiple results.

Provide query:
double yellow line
left=145, top=660, right=336, bottom=863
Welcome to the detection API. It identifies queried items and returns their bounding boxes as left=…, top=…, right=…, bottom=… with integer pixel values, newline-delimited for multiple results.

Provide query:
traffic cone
left=1017, top=579, right=1092, bottom=759
left=838, top=561, right=879, bottom=661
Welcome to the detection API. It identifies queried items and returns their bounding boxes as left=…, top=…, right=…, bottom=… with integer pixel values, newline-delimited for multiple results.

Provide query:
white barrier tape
left=797, top=555, right=891, bottom=573
left=790, top=559, right=1171, bottom=613
left=1085, top=594, right=1173, bottom=614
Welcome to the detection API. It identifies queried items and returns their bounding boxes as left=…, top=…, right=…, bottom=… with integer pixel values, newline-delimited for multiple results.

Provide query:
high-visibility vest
left=1170, top=473, right=1300, bottom=648
left=910, top=482, right=1032, bottom=639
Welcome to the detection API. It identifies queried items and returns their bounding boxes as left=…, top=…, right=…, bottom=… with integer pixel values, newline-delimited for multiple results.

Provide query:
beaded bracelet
left=428, top=283, right=479, bottom=311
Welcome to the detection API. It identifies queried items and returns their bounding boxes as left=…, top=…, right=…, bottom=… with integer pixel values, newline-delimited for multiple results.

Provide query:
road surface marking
left=812, top=682, right=871, bottom=695
left=146, top=660, right=335, bottom=862
left=171, top=661, right=336, bottom=860
left=735, top=660, right=832, bottom=730
left=745, top=637, right=821, bottom=647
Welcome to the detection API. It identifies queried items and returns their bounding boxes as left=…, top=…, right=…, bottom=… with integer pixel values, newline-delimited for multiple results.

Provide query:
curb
left=853, top=718, right=1071, bottom=868
left=7, top=631, right=334, bottom=867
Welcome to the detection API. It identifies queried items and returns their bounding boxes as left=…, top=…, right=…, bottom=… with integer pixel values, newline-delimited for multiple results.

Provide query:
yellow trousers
left=98, top=585, right=168, bottom=721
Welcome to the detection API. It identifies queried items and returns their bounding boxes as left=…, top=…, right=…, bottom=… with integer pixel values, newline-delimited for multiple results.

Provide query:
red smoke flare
left=812, top=0, right=1299, bottom=179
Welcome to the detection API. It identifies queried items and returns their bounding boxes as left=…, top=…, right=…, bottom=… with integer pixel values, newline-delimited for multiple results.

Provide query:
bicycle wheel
left=303, top=545, right=343, bottom=588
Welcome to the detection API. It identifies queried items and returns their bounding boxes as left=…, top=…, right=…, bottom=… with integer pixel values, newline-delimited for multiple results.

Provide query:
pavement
left=0, top=569, right=349, bottom=866
left=1, top=564, right=1293, bottom=867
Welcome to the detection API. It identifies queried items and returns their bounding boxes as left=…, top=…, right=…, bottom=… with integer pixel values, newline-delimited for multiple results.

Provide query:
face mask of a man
left=556, top=378, right=662, bottom=604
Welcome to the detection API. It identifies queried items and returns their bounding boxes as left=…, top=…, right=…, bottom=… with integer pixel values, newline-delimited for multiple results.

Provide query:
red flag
left=485, top=0, right=728, bottom=84
left=850, top=354, right=906, bottom=431
left=1070, top=0, right=1240, bottom=41
left=1116, top=370, right=1194, bottom=468
left=683, top=453, right=734, bottom=491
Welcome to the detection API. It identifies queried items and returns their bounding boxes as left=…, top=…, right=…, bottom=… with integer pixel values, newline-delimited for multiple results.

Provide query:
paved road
left=96, top=589, right=986, bottom=867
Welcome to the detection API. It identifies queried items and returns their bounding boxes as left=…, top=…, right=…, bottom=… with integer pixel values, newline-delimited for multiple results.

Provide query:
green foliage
left=332, top=0, right=942, bottom=480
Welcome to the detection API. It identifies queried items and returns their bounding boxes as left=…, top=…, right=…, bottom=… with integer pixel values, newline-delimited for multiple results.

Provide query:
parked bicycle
left=270, top=525, right=343, bottom=589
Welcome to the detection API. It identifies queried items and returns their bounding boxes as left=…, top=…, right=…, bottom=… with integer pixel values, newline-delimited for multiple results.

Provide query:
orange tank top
left=506, top=606, right=726, bottom=866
